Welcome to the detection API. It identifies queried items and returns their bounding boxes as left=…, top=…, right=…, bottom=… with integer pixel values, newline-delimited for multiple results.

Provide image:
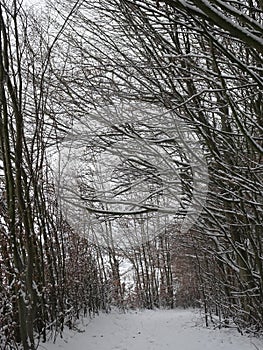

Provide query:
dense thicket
left=0, top=1, right=262, bottom=349
left=50, top=0, right=263, bottom=332
left=0, top=3, right=108, bottom=349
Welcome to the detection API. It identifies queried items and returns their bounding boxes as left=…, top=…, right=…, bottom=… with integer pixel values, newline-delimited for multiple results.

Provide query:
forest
left=0, top=0, right=262, bottom=349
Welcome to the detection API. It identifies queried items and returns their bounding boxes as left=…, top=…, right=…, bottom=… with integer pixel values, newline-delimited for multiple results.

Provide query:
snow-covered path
left=39, top=309, right=262, bottom=350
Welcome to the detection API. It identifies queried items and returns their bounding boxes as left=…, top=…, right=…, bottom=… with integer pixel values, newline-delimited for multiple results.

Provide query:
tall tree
left=0, top=2, right=108, bottom=348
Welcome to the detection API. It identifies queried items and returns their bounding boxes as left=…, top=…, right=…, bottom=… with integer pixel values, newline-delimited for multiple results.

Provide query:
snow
left=39, top=309, right=263, bottom=350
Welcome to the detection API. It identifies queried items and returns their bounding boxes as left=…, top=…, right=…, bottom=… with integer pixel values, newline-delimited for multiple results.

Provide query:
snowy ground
left=39, top=309, right=263, bottom=350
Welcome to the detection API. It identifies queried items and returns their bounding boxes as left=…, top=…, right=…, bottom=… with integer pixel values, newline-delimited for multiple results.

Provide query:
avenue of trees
left=0, top=0, right=262, bottom=349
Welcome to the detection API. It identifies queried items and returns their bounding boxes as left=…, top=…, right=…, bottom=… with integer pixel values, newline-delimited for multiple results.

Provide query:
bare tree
left=0, top=2, right=109, bottom=349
